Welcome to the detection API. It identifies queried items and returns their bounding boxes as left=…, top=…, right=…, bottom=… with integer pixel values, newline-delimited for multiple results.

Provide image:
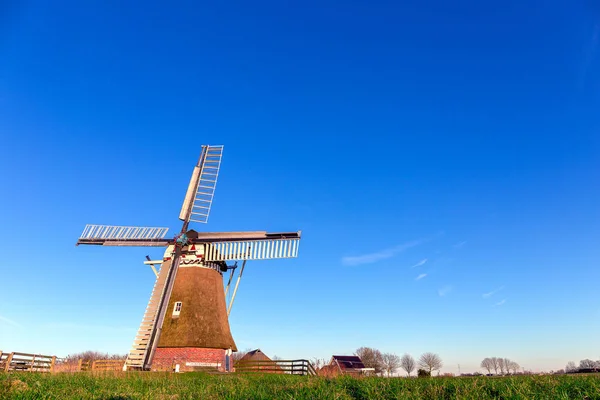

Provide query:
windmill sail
left=186, top=230, right=302, bottom=261
left=205, top=238, right=300, bottom=261
left=76, top=224, right=169, bottom=246
left=179, top=145, right=224, bottom=225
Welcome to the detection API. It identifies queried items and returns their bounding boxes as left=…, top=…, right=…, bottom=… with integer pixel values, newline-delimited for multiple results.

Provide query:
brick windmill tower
left=76, top=145, right=301, bottom=371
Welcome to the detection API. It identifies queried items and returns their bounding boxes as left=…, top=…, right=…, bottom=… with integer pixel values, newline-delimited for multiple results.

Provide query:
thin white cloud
left=438, top=285, right=452, bottom=297
left=483, top=286, right=504, bottom=299
left=0, top=315, right=22, bottom=328
left=494, top=299, right=506, bottom=307
left=454, top=241, right=467, bottom=248
left=415, top=273, right=427, bottom=281
left=410, top=258, right=428, bottom=268
left=342, top=239, right=425, bottom=266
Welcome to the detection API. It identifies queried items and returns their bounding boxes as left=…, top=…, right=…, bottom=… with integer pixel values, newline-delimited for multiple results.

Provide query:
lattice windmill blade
left=179, top=145, right=224, bottom=225
left=202, top=233, right=302, bottom=262
left=76, top=224, right=170, bottom=246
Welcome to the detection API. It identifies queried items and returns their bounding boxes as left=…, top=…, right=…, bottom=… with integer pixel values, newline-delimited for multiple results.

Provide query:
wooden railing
left=78, top=359, right=91, bottom=371
left=91, top=359, right=125, bottom=371
left=0, top=351, right=56, bottom=372
left=234, top=359, right=316, bottom=376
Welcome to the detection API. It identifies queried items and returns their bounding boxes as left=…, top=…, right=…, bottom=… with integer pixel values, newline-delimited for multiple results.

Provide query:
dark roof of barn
left=332, top=355, right=366, bottom=369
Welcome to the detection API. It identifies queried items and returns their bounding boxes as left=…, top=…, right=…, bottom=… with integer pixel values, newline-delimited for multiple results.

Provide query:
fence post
left=50, top=356, right=56, bottom=373
left=29, top=354, right=36, bottom=371
left=4, top=353, right=14, bottom=372
left=92, top=360, right=96, bottom=371
left=78, top=359, right=82, bottom=372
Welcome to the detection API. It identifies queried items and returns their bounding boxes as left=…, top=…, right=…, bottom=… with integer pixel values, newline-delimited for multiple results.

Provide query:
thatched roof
left=157, top=266, right=237, bottom=351
left=236, top=349, right=283, bottom=373
left=239, top=349, right=273, bottom=363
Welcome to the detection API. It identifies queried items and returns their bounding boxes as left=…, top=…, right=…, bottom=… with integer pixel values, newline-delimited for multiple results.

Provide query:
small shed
left=319, top=355, right=373, bottom=377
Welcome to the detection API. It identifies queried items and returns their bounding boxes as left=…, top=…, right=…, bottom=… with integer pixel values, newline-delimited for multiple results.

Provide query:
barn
left=319, top=355, right=374, bottom=377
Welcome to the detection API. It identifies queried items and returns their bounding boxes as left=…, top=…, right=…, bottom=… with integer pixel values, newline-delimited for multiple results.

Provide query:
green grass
left=1, top=372, right=599, bottom=399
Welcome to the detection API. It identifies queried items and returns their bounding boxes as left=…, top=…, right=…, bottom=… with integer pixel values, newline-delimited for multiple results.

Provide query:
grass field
left=1, top=372, right=599, bottom=399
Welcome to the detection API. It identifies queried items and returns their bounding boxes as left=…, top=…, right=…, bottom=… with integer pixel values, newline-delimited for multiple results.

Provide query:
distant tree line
left=310, top=349, right=600, bottom=377
left=480, top=357, right=520, bottom=375
left=354, top=347, right=442, bottom=377
left=565, top=359, right=600, bottom=373
left=63, top=351, right=126, bottom=363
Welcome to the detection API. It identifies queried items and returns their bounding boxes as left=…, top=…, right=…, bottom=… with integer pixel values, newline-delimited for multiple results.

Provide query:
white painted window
left=172, top=301, right=182, bottom=317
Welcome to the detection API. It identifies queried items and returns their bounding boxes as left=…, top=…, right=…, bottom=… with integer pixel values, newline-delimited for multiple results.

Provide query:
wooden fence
left=0, top=351, right=56, bottom=372
left=91, top=359, right=125, bottom=371
left=0, top=351, right=312, bottom=375
left=78, top=359, right=91, bottom=372
left=0, top=350, right=126, bottom=373
left=234, top=359, right=317, bottom=376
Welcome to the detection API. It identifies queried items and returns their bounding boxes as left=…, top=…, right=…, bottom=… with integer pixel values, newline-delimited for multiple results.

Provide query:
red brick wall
left=152, top=347, right=227, bottom=372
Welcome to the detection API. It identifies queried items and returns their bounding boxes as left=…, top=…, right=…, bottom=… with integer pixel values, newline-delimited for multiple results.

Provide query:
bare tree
left=231, top=348, right=251, bottom=364
left=418, top=352, right=443, bottom=375
left=311, top=358, right=328, bottom=371
left=490, top=357, right=500, bottom=375
left=508, top=361, right=520, bottom=374
left=400, top=354, right=416, bottom=377
left=270, top=354, right=283, bottom=367
left=480, top=358, right=493, bottom=374
left=565, top=361, right=577, bottom=373
left=381, top=353, right=400, bottom=377
left=502, top=358, right=512, bottom=374
left=355, top=347, right=384, bottom=375
left=481, top=357, right=520, bottom=375
left=580, top=359, right=596, bottom=369
left=498, top=358, right=506, bottom=375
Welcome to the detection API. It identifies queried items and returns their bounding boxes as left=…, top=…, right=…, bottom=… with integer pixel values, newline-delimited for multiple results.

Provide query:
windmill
left=76, top=145, right=301, bottom=371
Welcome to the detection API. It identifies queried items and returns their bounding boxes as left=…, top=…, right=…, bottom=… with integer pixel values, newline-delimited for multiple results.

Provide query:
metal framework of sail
left=77, top=224, right=170, bottom=246
left=179, top=145, right=223, bottom=225
left=205, top=238, right=301, bottom=261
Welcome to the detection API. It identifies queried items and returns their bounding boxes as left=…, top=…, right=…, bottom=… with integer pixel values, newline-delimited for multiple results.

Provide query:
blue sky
left=1, top=0, right=599, bottom=374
